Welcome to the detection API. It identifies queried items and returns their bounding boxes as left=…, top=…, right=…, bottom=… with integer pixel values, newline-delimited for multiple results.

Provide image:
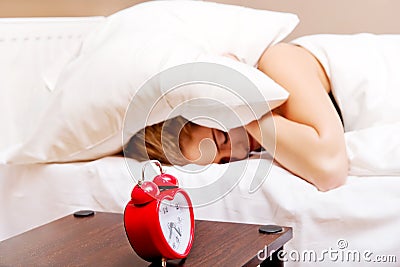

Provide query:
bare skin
left=181, top=43, right=348, bottom=192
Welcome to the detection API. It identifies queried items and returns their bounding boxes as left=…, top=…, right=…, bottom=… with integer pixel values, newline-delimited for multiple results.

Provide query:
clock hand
left=173, top=227, right=182, bottom=236
left=171, top=223, right=182, bottom=236
left=168, top=222, right=173, bottom=240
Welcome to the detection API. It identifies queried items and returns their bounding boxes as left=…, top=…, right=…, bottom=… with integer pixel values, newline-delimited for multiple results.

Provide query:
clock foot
left=161, top=257, right=167, bottom=267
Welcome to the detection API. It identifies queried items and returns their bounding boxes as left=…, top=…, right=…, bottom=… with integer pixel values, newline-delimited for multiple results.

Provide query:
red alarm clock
left=124, top=160, right=195, bottom=266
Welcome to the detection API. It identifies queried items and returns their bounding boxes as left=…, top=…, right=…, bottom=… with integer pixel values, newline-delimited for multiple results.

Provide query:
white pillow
left=6, top=0, right=298, bottom=164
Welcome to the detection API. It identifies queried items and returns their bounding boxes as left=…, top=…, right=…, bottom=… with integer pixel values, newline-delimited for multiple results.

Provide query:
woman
left=126, top=43, right=349, bottom=192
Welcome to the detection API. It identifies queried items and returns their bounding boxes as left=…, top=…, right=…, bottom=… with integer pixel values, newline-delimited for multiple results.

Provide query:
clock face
left=158, top=191, right=192, bottom=255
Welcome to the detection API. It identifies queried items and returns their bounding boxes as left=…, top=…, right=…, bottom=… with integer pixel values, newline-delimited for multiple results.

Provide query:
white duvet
left=292, top=34, right=400, bottom=176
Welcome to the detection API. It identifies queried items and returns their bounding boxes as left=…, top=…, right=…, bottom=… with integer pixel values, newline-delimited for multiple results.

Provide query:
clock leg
left=260, top=247, right=284, bottom=267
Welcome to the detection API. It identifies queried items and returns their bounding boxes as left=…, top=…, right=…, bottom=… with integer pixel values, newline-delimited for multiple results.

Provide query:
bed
left=1, top=1, right=400, bottom=266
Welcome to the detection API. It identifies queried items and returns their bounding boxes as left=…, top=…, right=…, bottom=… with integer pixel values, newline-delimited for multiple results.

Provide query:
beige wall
left=0, top=0, right=399, bottom=39
left=212, top=0, right=400, bottom=39
left=0, top=0, right=147, bottom=17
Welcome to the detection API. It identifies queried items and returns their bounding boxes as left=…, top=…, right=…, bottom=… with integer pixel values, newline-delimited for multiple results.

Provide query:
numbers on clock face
left=162, top=206, right=168, bottom=214
left=159, top=192, right=191, bottom=254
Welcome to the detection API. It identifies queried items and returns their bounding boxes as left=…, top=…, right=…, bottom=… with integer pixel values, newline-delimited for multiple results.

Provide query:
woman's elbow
left=311, top=155, right=349, bottom=192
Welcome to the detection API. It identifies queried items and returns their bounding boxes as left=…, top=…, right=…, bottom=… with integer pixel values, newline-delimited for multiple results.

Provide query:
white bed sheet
left=1, top=156, right=400, bottom=267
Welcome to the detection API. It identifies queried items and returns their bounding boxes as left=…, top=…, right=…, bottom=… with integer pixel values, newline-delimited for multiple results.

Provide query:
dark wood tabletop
left=0, top=212, right=292, bottom=267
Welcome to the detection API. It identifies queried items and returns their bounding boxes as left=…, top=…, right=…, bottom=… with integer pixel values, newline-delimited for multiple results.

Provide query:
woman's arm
left=245, top=43, right=348, bottom=191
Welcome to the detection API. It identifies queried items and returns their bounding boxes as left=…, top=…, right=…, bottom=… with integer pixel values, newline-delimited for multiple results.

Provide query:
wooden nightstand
left=0, top=212, right=292, bottom=266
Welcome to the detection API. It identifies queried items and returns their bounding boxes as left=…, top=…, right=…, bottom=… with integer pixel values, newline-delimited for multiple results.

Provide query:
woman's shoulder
left=258, top=42, right=330, bottom=93
left=259, top=42, right=316, bottom=63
